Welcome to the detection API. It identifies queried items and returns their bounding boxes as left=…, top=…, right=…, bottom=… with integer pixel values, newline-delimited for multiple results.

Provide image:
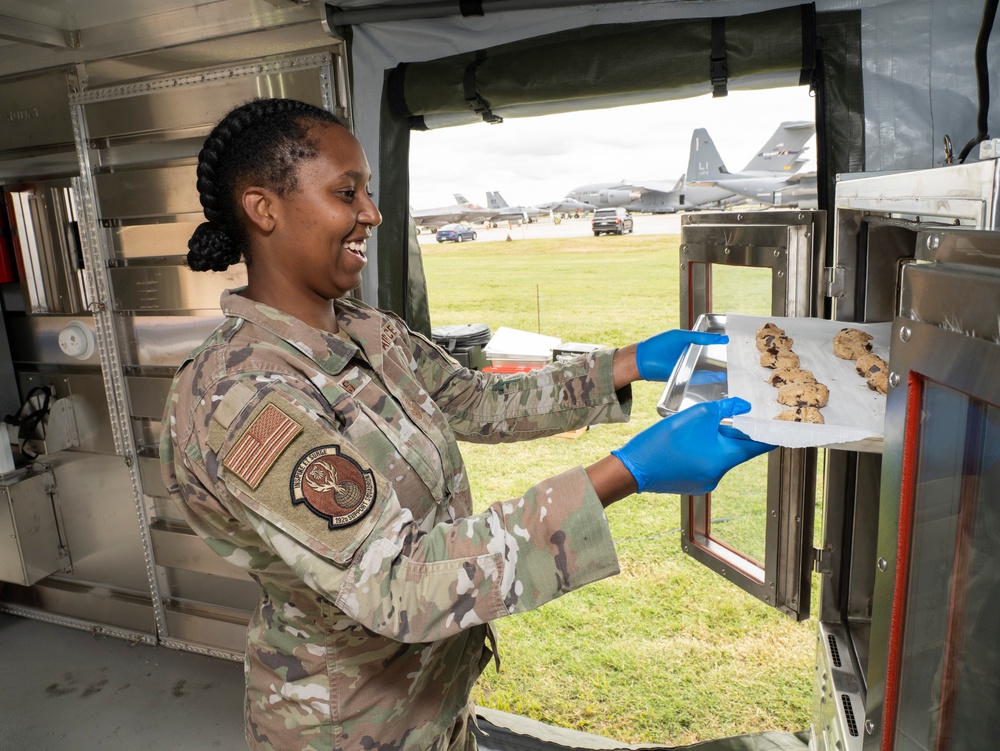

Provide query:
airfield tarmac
left=416, top=212, right=683, bottom=244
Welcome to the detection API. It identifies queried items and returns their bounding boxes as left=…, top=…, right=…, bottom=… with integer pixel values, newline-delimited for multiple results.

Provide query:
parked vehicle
left=592, top=207, right=633, bottom=236
left=436, top=222, right=478, bottom=242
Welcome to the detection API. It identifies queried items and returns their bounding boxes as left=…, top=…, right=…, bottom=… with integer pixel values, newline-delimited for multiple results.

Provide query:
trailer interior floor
left=0, top=613, right=810, bottom=751
left=0, top=612, right=246, bottom=750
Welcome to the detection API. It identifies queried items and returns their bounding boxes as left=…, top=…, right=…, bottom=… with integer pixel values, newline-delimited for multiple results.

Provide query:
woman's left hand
left=635, top=330, right=728, bottom=382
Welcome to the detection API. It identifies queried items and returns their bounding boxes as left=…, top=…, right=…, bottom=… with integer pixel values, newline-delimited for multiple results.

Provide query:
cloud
left=409, top=87, right=816, bottom=208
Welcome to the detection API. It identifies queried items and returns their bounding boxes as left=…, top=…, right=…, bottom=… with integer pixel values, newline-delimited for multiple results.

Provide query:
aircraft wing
left=412, top=205, right=494, bottom=228
left=627, top=180, right=685, bottom=194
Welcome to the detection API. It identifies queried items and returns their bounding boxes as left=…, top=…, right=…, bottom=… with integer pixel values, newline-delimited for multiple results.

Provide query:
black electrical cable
left=959, top=0, right=999, bottom=163
left=3, top=386, right=54, bottom=461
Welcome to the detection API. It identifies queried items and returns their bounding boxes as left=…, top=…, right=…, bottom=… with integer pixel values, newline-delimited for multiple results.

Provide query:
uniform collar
left=220, top=288, right=362, bottom=375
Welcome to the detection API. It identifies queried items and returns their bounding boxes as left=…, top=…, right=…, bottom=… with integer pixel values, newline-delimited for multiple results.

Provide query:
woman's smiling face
left=257, top=123, right=382, bottom=304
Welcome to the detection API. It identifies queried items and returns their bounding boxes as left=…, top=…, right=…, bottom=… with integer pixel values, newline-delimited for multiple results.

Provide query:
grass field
left=421, top=233, right=820, bottom=746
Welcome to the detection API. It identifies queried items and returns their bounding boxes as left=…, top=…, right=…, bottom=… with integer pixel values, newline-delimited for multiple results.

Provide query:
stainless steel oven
left=667, top=160, right=1000, bottom=751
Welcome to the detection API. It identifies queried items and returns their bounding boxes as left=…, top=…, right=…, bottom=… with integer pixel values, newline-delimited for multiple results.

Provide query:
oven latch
left=812, top=546, right=834, bottom=575
left=824, top=266, right=846, bottom=298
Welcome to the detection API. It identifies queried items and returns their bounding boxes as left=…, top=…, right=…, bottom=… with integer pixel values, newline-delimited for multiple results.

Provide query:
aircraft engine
left=598, top=188, right=640, bottom=206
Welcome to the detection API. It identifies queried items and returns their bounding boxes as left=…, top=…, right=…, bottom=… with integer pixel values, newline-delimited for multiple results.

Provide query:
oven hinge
left=823, top=266, right=846, bottom=298
left=812, top=546, right=834, bottom=575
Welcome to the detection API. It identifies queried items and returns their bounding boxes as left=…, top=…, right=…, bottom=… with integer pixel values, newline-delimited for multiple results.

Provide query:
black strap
left=463, top=50, right=502, bottom=124
left=459, top=0, right=484, bottom=16
left=710, top=17, right=728, bottom=98
left=387, top=62, right=412, bottom=118
left=800, top=3, right=817, bottom=89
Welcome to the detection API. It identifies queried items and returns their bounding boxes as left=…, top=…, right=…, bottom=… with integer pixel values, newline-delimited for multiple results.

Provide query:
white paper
left=725, top=314, right=891, bottom=449
left=484, top=326, right=562, bottom=359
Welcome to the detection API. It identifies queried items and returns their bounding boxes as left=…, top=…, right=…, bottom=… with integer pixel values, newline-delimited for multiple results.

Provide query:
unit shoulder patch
left=290, top=445, right=377, bottom=528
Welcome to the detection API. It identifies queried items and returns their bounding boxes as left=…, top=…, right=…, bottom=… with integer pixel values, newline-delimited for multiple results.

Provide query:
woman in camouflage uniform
left=161, top=98, right=771, bottom=751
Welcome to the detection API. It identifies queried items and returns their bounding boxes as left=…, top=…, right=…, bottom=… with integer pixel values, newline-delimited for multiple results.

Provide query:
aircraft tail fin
left=686, top=128, right=729, bottom=183
left=454, top=193, right=471, bottom=206
left=486, top=191, right=509, bottom=209
left=742, top=121, right=814, bottom=173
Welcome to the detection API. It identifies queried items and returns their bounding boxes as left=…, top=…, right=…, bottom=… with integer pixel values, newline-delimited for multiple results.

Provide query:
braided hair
left=187, top=98, right=348, bottom=272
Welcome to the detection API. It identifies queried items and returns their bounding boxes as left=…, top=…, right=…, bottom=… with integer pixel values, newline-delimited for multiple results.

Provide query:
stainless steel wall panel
left=151, top=496, right=186, bottom=526
left=3, top=579, right=155, bottom=635
left=108, top=220, right=203, bottom=259
left=132, top=418, right=164, bottom=454
left=0, top=0, right=319, bottom=80
left=162, top=569, right=258, bottom=615
left=127, top=375, right=173, bottom=420
left=0, top=471, right=65, bottom=586
left=43, top=452, right=150, bottom=594
left=109, top=262, right=245, bottom=313
left=164, top=605, right=248, bottom=656
left=119, top=314, right=225, bottom=367
left=84, top=67, right=327, bottom=143
left=94, top=165, right=199, bottom=219
left=84, top=23, right=336, bottom=89
left=139, top=456, right=169, bottom=500
left=0, top=69, right=76, bottom=155
left=151, top=525, right=254, bottom=584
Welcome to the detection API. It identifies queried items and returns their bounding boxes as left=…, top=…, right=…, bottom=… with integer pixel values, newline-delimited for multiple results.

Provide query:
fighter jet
left=536, top=196, right=598, bottom=214
left=484, top=192, right=550, bottom=223
left=411, top=195, right=495, bottom=231
left=685, top=121, right=818, bottom=208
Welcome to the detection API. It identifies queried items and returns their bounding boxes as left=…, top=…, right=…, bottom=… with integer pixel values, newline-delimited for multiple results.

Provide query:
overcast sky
left=408, top=86, right=816, bottom=210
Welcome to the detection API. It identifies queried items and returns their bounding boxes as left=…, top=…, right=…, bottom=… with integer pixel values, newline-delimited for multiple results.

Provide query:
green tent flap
left=389, top=6, right=815, bottom=122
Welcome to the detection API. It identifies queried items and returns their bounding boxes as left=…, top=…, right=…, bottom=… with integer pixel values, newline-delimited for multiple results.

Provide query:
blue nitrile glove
left=610, top=397, right=775, bottom=495
left=635, top=330, right=728, bottom=382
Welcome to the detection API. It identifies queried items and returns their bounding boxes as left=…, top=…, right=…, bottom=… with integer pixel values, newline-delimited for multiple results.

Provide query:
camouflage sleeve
left=397, top=323, right=632, bottom=442
left=188, top=377, right=619, bottom=644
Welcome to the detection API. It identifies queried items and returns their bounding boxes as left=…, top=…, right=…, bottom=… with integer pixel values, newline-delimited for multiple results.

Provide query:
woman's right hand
left=609, top=397, right=775, bottom=496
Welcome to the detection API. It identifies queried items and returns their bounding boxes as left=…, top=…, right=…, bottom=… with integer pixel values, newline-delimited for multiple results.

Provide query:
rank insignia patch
left=224, top=403, right=302, bottom=489
left=290, top=446, right=377, bottom=528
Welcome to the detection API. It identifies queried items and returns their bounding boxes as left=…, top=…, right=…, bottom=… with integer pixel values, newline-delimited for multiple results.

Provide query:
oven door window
left=891, top=378, right=1000, bottom=751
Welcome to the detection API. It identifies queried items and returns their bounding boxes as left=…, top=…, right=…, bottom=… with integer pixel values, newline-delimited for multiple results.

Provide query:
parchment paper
left=725, top=314, right=891, bottom=449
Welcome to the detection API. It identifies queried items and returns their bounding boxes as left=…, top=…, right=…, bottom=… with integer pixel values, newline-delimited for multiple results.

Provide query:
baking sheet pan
left=657, top=314, right=890, bottom=452
left=726, top=314, right=890, bottom=450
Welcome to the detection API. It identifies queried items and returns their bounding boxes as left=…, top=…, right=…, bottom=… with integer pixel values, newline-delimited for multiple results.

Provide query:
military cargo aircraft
left=686, top=121, right=818, bottom=207
left=565, top=121, right=816, bottom=213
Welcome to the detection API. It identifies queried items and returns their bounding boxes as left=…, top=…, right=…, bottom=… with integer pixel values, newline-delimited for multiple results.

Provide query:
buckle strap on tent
left=710, top=17, right=728, bottom=98
left=464, top=50, right=502, bottom=124
left=799, top=3, right=818, bottom=91
left=459, top=0, right=484, bottom=16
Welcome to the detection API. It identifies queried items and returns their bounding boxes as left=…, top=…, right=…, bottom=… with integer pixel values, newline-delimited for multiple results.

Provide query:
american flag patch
left=223, top=403, right=302, bottom=489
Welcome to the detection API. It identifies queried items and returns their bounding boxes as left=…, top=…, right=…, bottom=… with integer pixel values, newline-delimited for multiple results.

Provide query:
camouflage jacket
left=160, top=289, right=629, bottom=751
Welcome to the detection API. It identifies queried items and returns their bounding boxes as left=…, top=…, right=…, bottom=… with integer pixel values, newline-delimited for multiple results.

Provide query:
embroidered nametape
left=223, top=403, right=302, bottom=489
left=381, top=320, right=399, bottom=351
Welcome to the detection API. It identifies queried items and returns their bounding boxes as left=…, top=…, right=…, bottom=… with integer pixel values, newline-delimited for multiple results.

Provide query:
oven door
left=674, top=210, right=826, bottom=620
